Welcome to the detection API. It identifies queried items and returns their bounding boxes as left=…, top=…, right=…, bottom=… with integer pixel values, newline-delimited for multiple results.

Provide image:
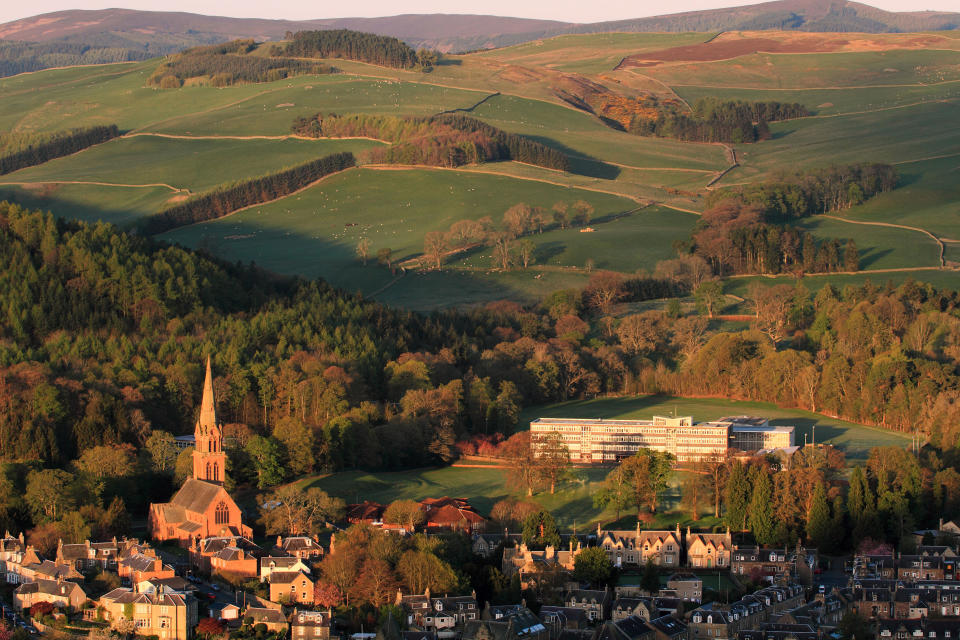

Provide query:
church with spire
left=148, top=357, right=252, bottom=546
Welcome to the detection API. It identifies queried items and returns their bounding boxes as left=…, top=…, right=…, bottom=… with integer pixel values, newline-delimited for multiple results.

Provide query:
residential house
left=898, top=555, right=945, bottom=581
left=98, top=586, right=199, bottom=640
left=595, top=616, right=655, bottom=640
left=685, top=529, right=731, bottom=569
left=421, top=498, right=486, bottom=533
left=56, top=538, right=142, bottom=572
left=269, top=570, right=316, bottom=605
left=539, top=606, right=589, bottom=639
left=14, top=578, right=87, bottom=612
left=611, top=598, right=656, bottom=623
left=190, top=536, right=260, bottom=578
left=273, top=536, right=324, bottom=561
left=737, top=623, right=816, bottom=640
left=260, top=556, right=311, bottom=582
left=648, top=616, right=687, bottom=640
left=689, top=586, right=803, bottom=640
left=137, top=578, right=197, bottom=597
left=731, top=547, right=807, bottom=583
left=892, top=589, right=929, bottom=619
left=244, top=607, right=289, bottom=633
left=463, top=604, right=548, bottom=640
left=665, top=575, right=702, bottom=603
left=395, top=591, right=478, bottom=631
left=502, top=543, right=579, bottom=589
left=291, top=609, right=331, bottom=640
left=347, top=502, right=385, bottom=526
left=119, top=553, right=175, bottom=585
left=474, top=533, right=523, bottom=559
left=565, top=590, right=612, bottom=622
left=596, top=525, right=681, bottom=569
left=876, top=618, right=960, bottom=640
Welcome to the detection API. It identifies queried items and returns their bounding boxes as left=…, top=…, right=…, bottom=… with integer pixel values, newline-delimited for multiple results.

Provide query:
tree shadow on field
left=522, top=135, right=621, bottom=180
left=857, top=247, right=893, bottom=269
left=534, top=241, right=566, bottom=263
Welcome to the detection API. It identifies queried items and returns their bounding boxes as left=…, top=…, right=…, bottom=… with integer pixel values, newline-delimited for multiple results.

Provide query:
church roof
left=170, top=478, right=225, bottom=515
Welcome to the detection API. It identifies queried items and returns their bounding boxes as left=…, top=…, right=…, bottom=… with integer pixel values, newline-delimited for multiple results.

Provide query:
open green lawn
left=519, top=395, right=912, bottom=461
left=0, top=136, right=383, bottom=195
left=304, top=464, right=716, bottom=530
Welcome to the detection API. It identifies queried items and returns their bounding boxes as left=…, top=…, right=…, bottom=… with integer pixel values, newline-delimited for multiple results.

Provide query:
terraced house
left=597, top=525, right=682, bottom=568
left=689, top=586, right=804, bottom=640
left=685, top=530, right=731, bottom=569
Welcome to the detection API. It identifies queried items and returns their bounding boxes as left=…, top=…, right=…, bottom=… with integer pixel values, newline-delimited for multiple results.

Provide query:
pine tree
left=830, top=495, right=847, bottom=553
left=748, top=468, right=776, bottom=545
left=725, top=462, right=750, bottom=531
left=806, top=482, right=832, bottom=551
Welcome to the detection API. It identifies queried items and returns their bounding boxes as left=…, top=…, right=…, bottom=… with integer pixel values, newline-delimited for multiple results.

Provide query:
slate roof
left=647, top=616, right=685, bottom=638
left=246, top=606, right=288, bottom=624
left=171, top=478, right=225, bottom=515
left=269, top=570, right=312, bottom=585
left=100, top=587, right=187, bottom=606
left=15, top=579, right=85, bottom=598
left=598, top=616, right=654, bottom=640
left=121, top=554, right=160, bottom=572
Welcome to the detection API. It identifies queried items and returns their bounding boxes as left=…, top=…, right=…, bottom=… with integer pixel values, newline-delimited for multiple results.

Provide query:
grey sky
left=1, top=0, right=957, bottom=26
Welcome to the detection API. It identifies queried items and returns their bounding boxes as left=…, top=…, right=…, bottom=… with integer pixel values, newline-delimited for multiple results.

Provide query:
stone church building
left=148, top=357, right=252, bottom=546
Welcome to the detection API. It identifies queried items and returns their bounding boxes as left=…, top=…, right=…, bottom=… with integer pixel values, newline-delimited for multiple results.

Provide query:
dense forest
left=147, top=39, right=336, bottom=88
left=0, top=125, right=120, bottom=175
left=685, top=163, right=896, bottom=275
left=142, top=152, right=356, bottom=234
left=706, top=163, right=899, bottom=219
left=1, top=201, right=960, bottom=548
left=0, top=40, right=151, bottom=78
left=292, top=113, right=570, bottom=171
left=280, top=29, right=435, bottom=70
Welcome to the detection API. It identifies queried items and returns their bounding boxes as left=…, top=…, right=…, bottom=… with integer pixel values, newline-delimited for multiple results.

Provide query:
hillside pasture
left=0, top=135, right=383, bottom=195
left=159, top=167, right=638, bottom=305
left=0, top=182, right=174, bottom=227
left=795, top=216, right=941, bottom=270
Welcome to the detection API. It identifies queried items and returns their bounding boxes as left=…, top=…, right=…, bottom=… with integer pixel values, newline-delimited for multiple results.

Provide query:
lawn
left=519, top=395, right=912, bottom=461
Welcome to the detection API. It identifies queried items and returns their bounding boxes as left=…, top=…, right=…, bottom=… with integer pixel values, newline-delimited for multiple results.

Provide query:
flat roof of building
left=531, top=417, right=720, bottom=427
left=717, top=416, right=770, bottom=426
left=729, top=425, right=795, bottom=433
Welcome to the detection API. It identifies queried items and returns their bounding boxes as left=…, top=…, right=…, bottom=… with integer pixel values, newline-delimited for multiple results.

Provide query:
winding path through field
left=0, top=179, right=186, bottom=192
left=817, top=214, right=946, bottom=268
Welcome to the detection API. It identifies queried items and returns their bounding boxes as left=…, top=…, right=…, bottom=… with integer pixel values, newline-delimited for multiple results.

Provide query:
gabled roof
left=269, top=570, right=312, bottom=585
left=170, top=478, right=227, bottom=515
left=121, top=554, right=160, bottom=572
left=246, top=606, right=288, bottom=624
left=598, top=616, right=653, bottom=640
left=16, top=579, right=85, bottom=598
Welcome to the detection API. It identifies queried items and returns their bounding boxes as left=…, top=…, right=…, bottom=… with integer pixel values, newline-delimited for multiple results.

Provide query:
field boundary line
left=361, top=163, right=649, bottom=203
left=817, top=214, right=945, bottom=268
left=892, top=151, right=960, bottom=165
left=0, top=179, right=186, bottom=192
left=665, top=78, right=960, bottom=91
left=123, top=132, right=390, bottom=143
left=129, top=87, right=286, bottom=134
left=0, top=60, right=140, bottom=81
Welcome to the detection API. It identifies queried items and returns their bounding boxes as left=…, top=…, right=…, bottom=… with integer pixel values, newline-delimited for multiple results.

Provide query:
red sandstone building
left=149, top=358, right=252, bottom=546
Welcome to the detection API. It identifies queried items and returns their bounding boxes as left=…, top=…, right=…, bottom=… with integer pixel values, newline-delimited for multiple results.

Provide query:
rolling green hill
left=0, top=25, right=956, bottom=310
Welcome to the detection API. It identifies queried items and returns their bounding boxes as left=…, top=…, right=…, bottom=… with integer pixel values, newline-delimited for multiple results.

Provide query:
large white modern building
left=530, top=415, right=794, bottom=463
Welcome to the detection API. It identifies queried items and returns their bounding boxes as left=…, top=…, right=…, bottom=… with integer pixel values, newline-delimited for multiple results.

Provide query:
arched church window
left=215, top=502, right=229, bottom=525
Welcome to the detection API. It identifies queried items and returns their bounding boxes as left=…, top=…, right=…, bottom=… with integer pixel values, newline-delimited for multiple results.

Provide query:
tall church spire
left=193, top=356, right=225, bottom=485
left=198, top=355, right=218, bottom=431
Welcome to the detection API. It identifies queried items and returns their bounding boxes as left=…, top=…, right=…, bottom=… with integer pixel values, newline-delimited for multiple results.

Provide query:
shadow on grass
left=523, top=135, right=621, bottom=180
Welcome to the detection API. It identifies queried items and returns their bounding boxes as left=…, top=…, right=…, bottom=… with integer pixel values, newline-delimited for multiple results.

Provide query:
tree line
left=292, top=112, right=570, bottom=171
left=280, top=30, right=437, bottom=71
left=0, top=40, right=151, bottom=78
left=141, top=152, right=356, bottom=234
left=147, top=39, right=335, bottom=88
left=0, top=125, right=119, bottom=175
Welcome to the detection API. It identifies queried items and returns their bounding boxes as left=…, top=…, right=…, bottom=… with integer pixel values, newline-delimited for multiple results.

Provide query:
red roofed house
left=148, top=358, right=252, bottom=547
left=346, top=501, right=385, bottom=525
left=191, top=537, right=260, bottom=579
left=420, top=498, right=486, bottom=533
left=118, top=552, right=176, bottom=585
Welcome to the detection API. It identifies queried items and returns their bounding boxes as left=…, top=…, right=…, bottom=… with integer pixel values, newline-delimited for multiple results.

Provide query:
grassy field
left=0, top=136, right=384, bottom=196
left=796, top=216, right=941, bottom=270
left=0, top=182, right=174, bottom=227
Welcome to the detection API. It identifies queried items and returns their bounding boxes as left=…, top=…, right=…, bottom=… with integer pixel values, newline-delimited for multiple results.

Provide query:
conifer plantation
left=281, top=29, right=427, bottom=69
left=0, top=125, right=119, bottom=175
left=142, top=152, right=356, bottom=233
left=292, top=113, right=570, bottom=170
